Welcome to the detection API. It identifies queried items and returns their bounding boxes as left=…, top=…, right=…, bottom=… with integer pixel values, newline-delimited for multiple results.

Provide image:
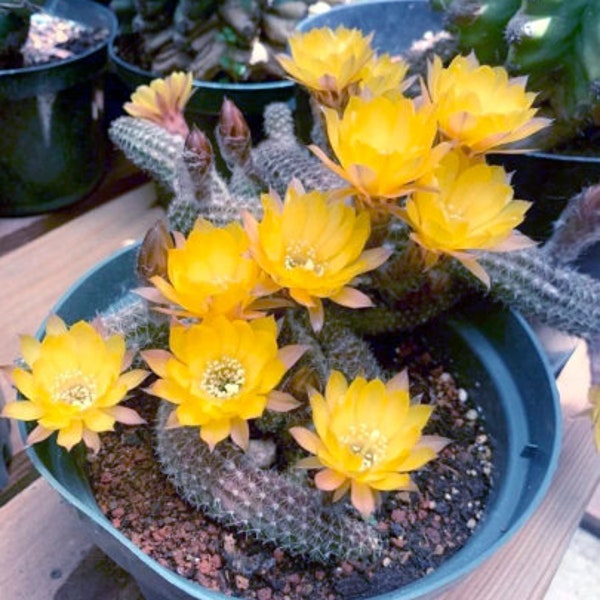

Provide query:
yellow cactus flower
left=143, top=219, right=275, bottom=321
left=426, top=54, right=550, bottom=154
left=290, top=370, right=447, bottom=518
left=242, top=182, right=391, bottom=331
left=124, top=71, right=194, bottom=137
left=276, top=26, right=374, bottom=109
left=142, top=316, right=305, bottom=451
left=1, top=316, right=148, bottom=452
left=358, top=53, right=411, bottom=98
left=311, top=94, right=450, bottom=211
left=398, top=150, right=534, bottom=285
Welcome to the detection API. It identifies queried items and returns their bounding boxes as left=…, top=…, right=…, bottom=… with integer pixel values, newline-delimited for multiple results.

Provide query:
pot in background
left=0, top=0, right=117, bottom=217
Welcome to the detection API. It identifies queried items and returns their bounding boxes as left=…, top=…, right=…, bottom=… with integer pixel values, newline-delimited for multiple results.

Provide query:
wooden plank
left=433, top=341, right=600, bottom=599
left=0, top=153, right=148, bottom=258
left=0, top=478, right=94, bottom=600
left=582, top=485, right=600, bottom=535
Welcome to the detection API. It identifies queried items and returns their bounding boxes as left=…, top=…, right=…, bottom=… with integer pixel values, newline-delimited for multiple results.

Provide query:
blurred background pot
left=0, top=0, right=117, bottom=217
left=21, top=243, right=561, bottom=600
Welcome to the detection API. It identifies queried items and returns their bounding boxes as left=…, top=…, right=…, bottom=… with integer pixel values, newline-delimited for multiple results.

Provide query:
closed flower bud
left=217, top=98, right=252, bottom=167
left=137, top=219, right=174, bottom=281
left=184, top=125, right=214, bottom=184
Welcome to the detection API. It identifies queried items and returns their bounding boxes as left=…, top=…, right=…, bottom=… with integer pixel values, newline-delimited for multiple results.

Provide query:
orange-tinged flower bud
left=217, top=98, right=252, bottom=167
left=137, top=219, right=174, bottom=281
left=184, top=125, right=214, bottom=184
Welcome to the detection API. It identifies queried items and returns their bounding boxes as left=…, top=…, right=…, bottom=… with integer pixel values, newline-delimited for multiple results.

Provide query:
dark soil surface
left=1, top=12, right=110, bottom=70
left=87, top=335, right=494, bottom=600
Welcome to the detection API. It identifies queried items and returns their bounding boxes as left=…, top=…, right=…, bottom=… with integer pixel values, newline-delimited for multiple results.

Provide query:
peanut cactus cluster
left=103, top=89, right=600, bottom=559
left=433, top=0, right=600, bottom=147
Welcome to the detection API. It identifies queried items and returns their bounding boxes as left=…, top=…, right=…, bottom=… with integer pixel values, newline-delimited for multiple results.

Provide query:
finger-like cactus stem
left=251, top=103, right=344, bottom=196
left=109, top=116, right=184, bottom=189
left=479, top=248, right=600, bottom=338
left=543, top=185, right=600, bottom=266
left=155, top=402, right=382, bottom=562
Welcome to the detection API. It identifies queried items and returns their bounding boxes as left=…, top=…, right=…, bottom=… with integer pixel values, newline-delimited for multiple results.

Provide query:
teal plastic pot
left=0, top=0, right=117, bottom=216
left=21, top=243, right=561, bottom=600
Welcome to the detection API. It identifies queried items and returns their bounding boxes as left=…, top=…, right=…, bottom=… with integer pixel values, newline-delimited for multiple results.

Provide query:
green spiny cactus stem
left=543, top=184, right=600, bottom=266
left=155, top=402, right=382, bottom=563
left=166, top=166, right=262, bottom=234
left=317, top=313, right=385, bottom=381
left=478, top=247, right=600, bottom=338
left=249, top=103, right=345, bottom=196
left=258, top=309, right=385, bottom=438
left=331, top=283, right=466, bottom=337
left=96, top=295, right=170, bottom=365
left=434, top=0, right=600, bottom=145
left=109, top=117, right=184, bottom=189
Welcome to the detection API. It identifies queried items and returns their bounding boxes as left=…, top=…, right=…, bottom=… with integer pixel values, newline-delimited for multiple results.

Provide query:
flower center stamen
left=51, top=370, right=97, bottom=409
left=284, top=241, right=325, bottom=276
left=201, top=356, right=246, bottom=399
left=342, top=424, right=388, bottom=471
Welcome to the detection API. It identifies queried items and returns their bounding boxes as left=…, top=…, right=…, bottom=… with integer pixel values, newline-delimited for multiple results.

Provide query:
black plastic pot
left=297, top=0, right=600, bottom=241
left=108, top=34, right=297, bottom=166
left=21, top=243, right=561, bottom=600
left=0, top=0, right=118, bottom=217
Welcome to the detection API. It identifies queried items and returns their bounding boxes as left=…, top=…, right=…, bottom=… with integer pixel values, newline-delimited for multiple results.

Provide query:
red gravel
left=87, top=338, right=494, bottom=599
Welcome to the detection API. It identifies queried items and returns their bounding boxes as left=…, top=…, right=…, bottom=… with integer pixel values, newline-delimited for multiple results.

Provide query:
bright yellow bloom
left=290, top=370, right=446, bottom=518
left=145, top=219, right=274, bottom=321
left=242, top=182, right=391, bottom=331
left=311, top=94, right=450, bottom=211
left=143, top=316, right=304, bottom=451
left=124, top=71, right=194, bottom=137
left=2, top=316, right=147, bottom=452
left=426, top=54, right=550, bottom=154
left=358, top=53, right=411, bottom=98
left=399, top=150, right=534, bottom=285
left=277, top=26, right=374, bottom=109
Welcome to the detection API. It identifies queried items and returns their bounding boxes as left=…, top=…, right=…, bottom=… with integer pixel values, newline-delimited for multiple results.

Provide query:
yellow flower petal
left=426, top=53, right=550, bottom=154
left=2, top=400, right=43, bottom=421
left=292, top=371, right=441, bottom=517
left=315, top=468, right=347, bottom=491
left=8, top=319, right=144, bottom=452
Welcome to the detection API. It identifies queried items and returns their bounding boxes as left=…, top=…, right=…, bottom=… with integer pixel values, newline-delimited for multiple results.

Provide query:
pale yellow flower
left=277, top=26, right=374, bottom=109
left=2, top=316, right=147, bottom=452
left=398, top=150, right=534, bottom=285
left=290, top=370, right=447, bottom=518
left=242, top=182, right=391, bottom=331
left=143, top=219, right=274, bottom=321
left=426, top=54, right=550, bottom=154
left=311, top=94, right=450, bottom=211
left=358, top=53, right=411, bottom=98
left=124, top=71, right=194, bottom=137
left=143, top=316, right=305, bottom=451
